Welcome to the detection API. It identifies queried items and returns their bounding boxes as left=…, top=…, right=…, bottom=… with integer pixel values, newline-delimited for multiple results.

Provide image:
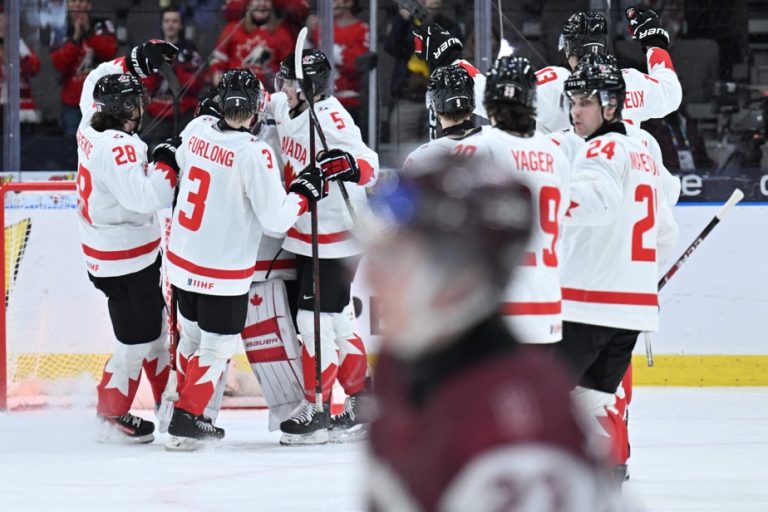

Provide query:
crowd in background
left=0, top=0, right=761, bottom=174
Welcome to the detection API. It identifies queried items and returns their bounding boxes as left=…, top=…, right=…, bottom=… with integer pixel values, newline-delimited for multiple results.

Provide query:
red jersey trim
left=562, top=287, right=658, bottom=306
left=501, top=301, right=562, bottom=315
left=167, top=250, right=254, bottom=279
left=82, top=239, right=160, bottom=261
left=253, top=259, right=297, bottom=271
left=457, top=60, right=479, bottom=78
left=357, top=158, right=376, bottom=185
left=286, top=228, right=352, bottom=244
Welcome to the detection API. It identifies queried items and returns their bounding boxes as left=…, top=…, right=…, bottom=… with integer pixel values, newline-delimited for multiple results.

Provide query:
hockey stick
left=393, top=0, right=435, bottom=26
left=606, top=0, right=615, bottom=55
left=294, top=28, right=358, bottom=223
left=295, top=30, right=324, bottom=413
left=643, top=188, right=745, bottom=366
left=146, top=47, right=183, bottom=412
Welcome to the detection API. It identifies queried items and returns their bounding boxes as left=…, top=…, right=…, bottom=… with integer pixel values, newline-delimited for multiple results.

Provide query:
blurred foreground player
left=365, top=158, right=617, bottom=511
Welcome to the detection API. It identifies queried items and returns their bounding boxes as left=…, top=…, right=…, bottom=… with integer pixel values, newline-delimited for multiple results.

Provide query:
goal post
left=0, top=180, right=264, bottom=412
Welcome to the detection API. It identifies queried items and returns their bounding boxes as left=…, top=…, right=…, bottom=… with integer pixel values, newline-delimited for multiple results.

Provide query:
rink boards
left=5, top=196, right=766, bottom=386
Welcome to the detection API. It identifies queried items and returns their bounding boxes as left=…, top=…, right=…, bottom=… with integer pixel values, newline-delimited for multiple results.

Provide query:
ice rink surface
left=1, top=387, right=767, bottom=512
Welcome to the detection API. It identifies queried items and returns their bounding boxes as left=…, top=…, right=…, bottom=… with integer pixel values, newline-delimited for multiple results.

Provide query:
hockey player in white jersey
left=554, top=58, right=679, bottom=481
left=164, top=69, right=327, bottom=449
left=470, top=56, right=571, bottom=345
left=403, top=64, right=481, bottom=169
left=75, top=40, right=180, bottom=442
left=536, top=8, right=682, bottom=134
left=270, top=49, right=378, bottom=444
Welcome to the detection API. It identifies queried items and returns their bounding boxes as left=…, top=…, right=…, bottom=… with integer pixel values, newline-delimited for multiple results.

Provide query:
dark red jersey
left=369, top=317, right=616, bottom=511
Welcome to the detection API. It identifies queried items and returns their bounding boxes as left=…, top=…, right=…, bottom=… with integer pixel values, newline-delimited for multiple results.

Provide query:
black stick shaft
left=309, top=118, right=323, bottom=410
left=658, top=218, right=719, bottom=291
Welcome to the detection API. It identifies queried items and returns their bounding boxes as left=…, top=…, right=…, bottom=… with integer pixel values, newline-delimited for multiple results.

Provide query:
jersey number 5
left=179, top=166, right=211, bottom=232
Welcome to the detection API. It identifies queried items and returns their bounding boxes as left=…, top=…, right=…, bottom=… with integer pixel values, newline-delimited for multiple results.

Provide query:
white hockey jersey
left=560, top=125, right=679, bottom=332
left=268, top=93, right=379, bottom=259
left=469, top=126, right=571, bottom=343
left=167, top=115, right=307, bottom=296
left=402, top=127, right=483, bottom=171
left=76, top=58, right=175, bottom=278
left=535, top=47, right=683, bottom=134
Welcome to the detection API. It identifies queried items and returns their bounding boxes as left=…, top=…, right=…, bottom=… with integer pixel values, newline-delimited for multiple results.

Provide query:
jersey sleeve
left=534, top=67, right=571, bottom=134
left=79, top=57, right=129, bottom=127
left=565, top=137, right=626, bottom=226
left=103, top=139, right=175, bottom=213
left=320, top=105, right=379, bottom=187
left=242, top=142, right=306, bottom=234
left=623, top=48, right=682, bottom=122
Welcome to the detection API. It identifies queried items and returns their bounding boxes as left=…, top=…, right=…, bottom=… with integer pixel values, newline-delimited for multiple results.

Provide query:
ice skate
left=165, top=408, right=225, bottom=451
left=279, top=400, right=330, bottom=445
left=329, top=394, right=368, bottom=443
left=97, top=413, right=155, bottom=444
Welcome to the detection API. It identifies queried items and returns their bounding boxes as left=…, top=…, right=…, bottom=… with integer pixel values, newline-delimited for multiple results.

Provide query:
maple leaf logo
left=565, top=200, right=579, bottom=217
left=250, top=294, right=263, bottom=306
left=283, top=160, right=295, bottom=191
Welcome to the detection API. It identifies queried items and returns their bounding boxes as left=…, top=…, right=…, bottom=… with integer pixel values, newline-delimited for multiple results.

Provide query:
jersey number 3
left=179, top=166, right=211, bottom=232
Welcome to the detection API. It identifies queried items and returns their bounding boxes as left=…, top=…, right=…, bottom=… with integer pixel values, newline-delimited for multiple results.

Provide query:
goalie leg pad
left=96, top=341, right=153, bottom=417
left=332, top=302, right=369, bottom=396
left=242, top=280, right=306, bottom=430
left=297, top=309, right=338, bottom=402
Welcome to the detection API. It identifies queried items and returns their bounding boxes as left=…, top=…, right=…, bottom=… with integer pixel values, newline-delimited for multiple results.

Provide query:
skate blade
left=96, top=428, right=154, bottom=445
left=329, top=424, right=368, bottom=443
left=279, top=429, right=329, bottom=446
left=165, top=435, right=205, bottom=452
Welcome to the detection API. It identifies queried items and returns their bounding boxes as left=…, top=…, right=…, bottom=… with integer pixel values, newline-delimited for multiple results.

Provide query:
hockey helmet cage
left=93, top=73, right=146, bottom=119
left=564, top=53, right=625, bottom=112
left=277, top=50, right=332, bottom=97
left=484, top=56, right=537, bottom=109
left=427, top=65, right=475, bottom=115
left=559, top=12, right=608, bottom=58
left=218, top=68, right=262, bottom=115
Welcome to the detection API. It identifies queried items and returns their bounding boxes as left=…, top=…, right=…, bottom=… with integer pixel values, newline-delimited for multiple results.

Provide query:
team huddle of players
left=75, top=4, right=682, bottom=506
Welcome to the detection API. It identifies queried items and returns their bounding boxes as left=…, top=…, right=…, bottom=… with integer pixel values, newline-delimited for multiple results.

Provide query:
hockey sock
left=332, top=303, right=368, bottom=396
left=96, top=342, right=153, bottom=417
left=142, top=323, right=171, bottom=406
left=175, top=331, right=239, bottom=416
left=176, top=314, right=202, bottom=394
left=297, top=309, right=337, bottom=402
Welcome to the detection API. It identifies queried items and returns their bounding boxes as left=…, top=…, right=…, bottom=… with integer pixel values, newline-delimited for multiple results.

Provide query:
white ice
left=1, top=387, right=766, bottom=512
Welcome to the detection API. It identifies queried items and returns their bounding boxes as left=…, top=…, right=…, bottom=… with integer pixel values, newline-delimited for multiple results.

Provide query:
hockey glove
left=152, top=137, right=182, bottom=173
left=626, top=7, right=670, bottom=51
left=289, top=168, right=327, bottom=203
left=195, top=87, right=222, bottom=119
left=317, top=149, right=360, bottom=183
left=412, top=23, right=463, bottom=73
left=127, top=39, right=180, bottom=79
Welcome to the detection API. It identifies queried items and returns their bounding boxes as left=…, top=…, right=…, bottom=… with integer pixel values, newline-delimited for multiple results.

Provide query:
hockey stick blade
left=658, top=188, right=744, bottom=291
left=295, top=27, right=307, bottom=82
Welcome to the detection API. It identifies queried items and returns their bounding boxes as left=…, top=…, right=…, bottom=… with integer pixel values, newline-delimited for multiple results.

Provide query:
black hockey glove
left=127, top=39, right=180, bottom=79
left=412, top=23, right=463, bottom=73
left=317, top=149, right=360, bottom=183
left=195, top=87, right=222, bottom=119
left=626, top=7, right=670, bottom=51
left=289, top=168, right=327, bottom=203
left=152, top=137, right=182, bottom=173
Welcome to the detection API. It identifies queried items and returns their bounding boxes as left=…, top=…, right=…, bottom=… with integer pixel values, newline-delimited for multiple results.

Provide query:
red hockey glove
left=317, top=149, right=360, bottom=183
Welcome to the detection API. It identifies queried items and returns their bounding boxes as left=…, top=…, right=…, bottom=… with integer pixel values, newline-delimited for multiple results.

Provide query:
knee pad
left=198, top=330, right=241, bottom=365
left=297, top=309, right=336, bottom=358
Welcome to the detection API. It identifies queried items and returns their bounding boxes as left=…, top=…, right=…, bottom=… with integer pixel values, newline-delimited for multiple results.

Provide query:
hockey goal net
left=0, top=181, right=263, bottom=411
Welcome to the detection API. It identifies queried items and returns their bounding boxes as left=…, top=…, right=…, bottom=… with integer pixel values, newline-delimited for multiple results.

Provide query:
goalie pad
left=242, top=279, right=304, bottom=431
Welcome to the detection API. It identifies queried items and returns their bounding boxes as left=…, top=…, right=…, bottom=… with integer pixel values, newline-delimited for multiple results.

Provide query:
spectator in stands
left=209, top=0, right=293, bottom=91
left=223, top=0, right=309, bottom=38
left=143, top=7, right=203, bottom=142
left=50, top=0, right=117, bottom=135
left=642, top=104, right=715, bottom=173
left=0, top=6, right=42, bottom=132
left=307, top=0, right=371, bottom=127
left=383, top=0, right=462, bottom=145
